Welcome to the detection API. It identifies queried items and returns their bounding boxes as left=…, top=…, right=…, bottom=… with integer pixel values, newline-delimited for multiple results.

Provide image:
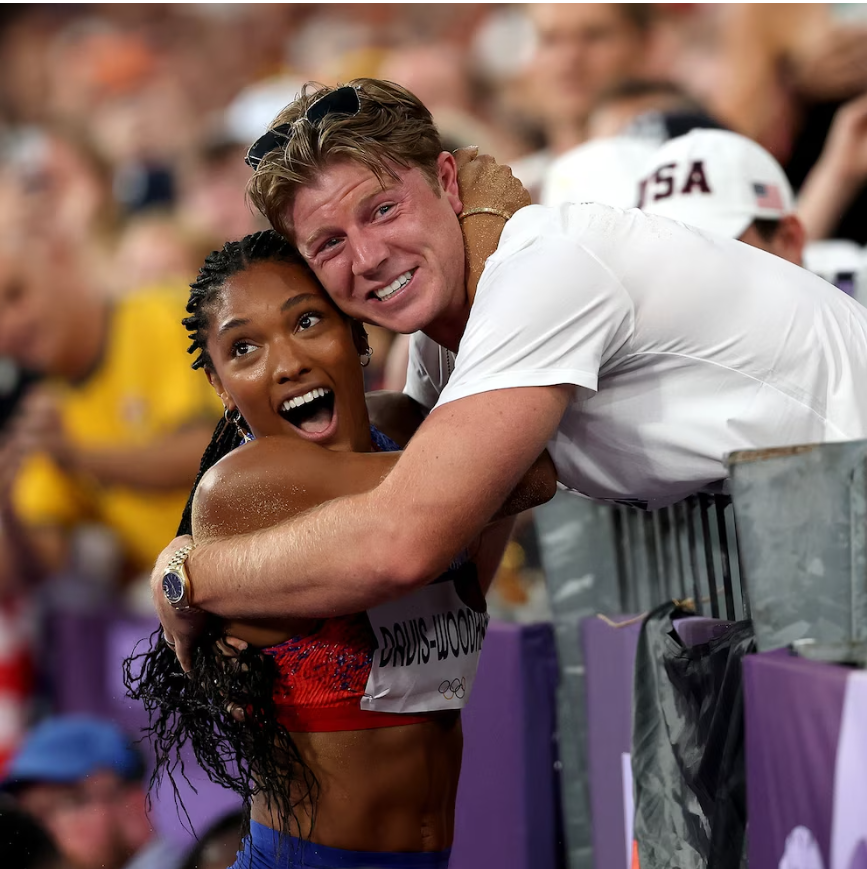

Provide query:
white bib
left=361, top=573, right=489, bottom=715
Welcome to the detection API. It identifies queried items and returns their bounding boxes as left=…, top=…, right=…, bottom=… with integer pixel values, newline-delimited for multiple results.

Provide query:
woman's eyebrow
left=280, top=293, right=322, bottom=313
left=217, top=294, right=324, bottom=337
left=217, top=317, right=248, bottom=337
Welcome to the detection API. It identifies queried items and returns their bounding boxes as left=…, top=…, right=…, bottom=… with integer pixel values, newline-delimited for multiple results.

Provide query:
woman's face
left=205, top=260, right=370, bottom=452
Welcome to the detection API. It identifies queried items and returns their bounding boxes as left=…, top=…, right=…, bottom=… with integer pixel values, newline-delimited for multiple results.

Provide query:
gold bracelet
left=458, top=207, right=513, bottom=221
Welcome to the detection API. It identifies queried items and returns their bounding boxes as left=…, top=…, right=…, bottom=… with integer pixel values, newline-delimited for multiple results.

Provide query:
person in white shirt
left=153, top=78, right=867, bottom=666
left=638, top=127, right=867, bottom=305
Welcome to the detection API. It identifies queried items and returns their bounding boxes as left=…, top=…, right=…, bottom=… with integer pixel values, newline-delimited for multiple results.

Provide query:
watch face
left=162, top=571, right=185, bottom=605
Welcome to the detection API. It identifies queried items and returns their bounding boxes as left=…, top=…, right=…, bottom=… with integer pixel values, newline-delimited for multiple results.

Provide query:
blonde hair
left=247, top=78, right=445, bottom=241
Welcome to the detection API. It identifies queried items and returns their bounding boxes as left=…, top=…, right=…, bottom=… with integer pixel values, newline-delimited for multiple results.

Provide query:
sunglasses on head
left=244, top=85, right=362, bottom=170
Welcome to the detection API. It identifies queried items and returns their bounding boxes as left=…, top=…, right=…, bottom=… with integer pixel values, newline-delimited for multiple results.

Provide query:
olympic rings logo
left=438, top=678, right=467, bottom=701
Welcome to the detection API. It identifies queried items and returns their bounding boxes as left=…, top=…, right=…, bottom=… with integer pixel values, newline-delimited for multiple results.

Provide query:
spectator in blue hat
left=2, top=715, right=182, bottom=869
left=0, top=795, right=70, bottom=869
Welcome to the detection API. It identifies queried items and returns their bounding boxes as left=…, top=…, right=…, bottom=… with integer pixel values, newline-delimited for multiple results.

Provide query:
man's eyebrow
left=217, top=294, right=323, bottom=336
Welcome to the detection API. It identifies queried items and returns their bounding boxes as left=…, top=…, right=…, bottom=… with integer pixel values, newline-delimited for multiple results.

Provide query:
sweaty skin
left=165, top=254, right=553, bottom=849
left=193, top=433, right=467, bottom=851
left=155, top=151, right=558, bottom=673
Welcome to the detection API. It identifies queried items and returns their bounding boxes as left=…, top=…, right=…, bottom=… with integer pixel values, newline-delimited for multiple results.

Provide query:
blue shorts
left=229, top=821, right=452, bottom=869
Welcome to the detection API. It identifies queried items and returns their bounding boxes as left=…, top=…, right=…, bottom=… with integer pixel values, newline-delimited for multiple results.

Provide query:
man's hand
left=151, top=535, right=208, bottom=672
left=12, top=389, right=75, bottom=471
left=453, top=147, right=531, bottom=217
left=0, top=436, right=26, bottom=508
left=792, top=26, right=867, bottom=102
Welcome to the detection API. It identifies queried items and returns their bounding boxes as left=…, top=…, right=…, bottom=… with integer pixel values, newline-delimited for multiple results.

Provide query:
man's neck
left=422, top=300, right=472, bottom=354
left=424, top=211, right=505, bottom=352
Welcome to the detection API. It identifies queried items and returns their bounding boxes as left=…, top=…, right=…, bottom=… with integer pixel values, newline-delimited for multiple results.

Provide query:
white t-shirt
left=404, top=203, right=867, bottom=508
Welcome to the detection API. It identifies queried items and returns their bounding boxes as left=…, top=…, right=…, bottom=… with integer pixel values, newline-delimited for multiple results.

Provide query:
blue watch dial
left=162, top=571, right=185, bottom=605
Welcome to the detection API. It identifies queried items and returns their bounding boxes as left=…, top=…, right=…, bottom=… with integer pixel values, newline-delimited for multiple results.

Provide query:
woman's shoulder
left=191, top=436, right=323, bottom=540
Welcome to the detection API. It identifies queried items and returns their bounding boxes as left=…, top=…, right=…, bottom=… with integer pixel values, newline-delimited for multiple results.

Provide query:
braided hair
left=124, top=230, right=320, bottom=843
left=182, top=229, right=307, bottom=372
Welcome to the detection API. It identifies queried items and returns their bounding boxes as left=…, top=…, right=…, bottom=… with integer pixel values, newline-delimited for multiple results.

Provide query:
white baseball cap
left=638, top=129, right=795, bottom=239
left=541, top=137, right=658, bottom=210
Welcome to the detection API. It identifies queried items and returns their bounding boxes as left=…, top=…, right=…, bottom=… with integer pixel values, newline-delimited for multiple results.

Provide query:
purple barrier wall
left=451, top=620, right=562, bottom=869
left=581, top=616, right=641, bottom=869
left=52, top=613, right=563, bottom=865
left=744, top=651, right=848, bottom=869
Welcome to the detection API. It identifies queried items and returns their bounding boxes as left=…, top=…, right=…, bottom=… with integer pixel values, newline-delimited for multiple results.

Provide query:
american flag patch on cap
left=753, top=182, right=784, bottom=210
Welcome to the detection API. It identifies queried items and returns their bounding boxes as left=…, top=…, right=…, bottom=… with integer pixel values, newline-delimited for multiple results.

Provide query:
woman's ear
left=350, top=320, right=370, bottom=356
left=205, top=368, right=233, bottom=411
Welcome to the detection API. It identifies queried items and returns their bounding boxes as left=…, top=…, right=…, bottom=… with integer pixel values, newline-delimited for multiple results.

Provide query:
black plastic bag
left=631, top=602, right=755, bottom=869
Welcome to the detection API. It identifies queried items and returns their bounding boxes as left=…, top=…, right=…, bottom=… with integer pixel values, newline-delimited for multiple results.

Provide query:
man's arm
left=185, top=385, right=569, bottom=619
left=16, top=390, right=218, bottom=491
left=797, top=93, right=867, bottom=240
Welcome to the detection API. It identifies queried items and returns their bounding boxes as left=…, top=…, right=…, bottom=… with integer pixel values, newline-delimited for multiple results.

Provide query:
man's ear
left=436, top=151, right=463, bottom=216
left=778, top=214, right=807, bottom=266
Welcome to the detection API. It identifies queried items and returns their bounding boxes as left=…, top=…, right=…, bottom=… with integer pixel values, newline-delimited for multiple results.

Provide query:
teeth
left=374, top=270, right=413, bottom=301
left=281, top=387, right=330, bottom=412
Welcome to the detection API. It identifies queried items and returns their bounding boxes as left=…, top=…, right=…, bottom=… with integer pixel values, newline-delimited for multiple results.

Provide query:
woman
left=126, top=229, right=554, bottom=869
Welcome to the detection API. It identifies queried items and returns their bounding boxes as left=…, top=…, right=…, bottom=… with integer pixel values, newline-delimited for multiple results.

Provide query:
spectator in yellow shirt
left=0, top=239, right=222, bottom=600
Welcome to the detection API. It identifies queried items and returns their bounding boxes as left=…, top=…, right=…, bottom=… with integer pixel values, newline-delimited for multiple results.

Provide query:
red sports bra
left=264, top=613, right=434, bottom=732
left=262, top=427, right=488, bottom=733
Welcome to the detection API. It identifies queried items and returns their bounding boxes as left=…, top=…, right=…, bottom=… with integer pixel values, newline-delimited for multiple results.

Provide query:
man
left=0, top=240, right=221, bottom=598
left=541, top=86, right=725, bottom=214
left=155, top=78, right=867, bottom=668
left=512, top=3, right=657, bottom=197
left=585, top=79, right=717, bottom=142
left=637, top=128, right=806, bottom=265
left=2, top=716, right=182, bottom=869
left=637, top=128, right=867, bottom=303
left=0, top=796, right=70, bottom=869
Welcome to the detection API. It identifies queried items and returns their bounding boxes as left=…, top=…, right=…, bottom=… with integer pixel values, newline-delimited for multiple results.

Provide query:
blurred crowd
left=3, top=4, right=867, bottom=867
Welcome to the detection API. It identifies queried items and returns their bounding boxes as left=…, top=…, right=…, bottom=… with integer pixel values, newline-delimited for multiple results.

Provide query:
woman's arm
left=453, top=148, right=531, bottom=304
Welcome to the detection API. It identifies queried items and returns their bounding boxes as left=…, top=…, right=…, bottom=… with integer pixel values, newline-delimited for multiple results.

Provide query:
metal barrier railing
left=534, top=486, right=749, bottom=869
left=611, top=494, right=749, bottom=622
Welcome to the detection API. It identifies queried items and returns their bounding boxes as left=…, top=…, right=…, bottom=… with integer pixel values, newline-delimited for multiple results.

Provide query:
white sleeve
left=437, top=236, right=634, bottom=408
left=402, top=331, right=449, bottom=412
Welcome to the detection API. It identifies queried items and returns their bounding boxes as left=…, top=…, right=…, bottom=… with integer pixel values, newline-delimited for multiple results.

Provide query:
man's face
left=0, top=257, right=68, bottom=375
left=291, top=153, right=467, bottom=337
left=16, top=773, right=136, bottom=869
left=531, top=3, right=647, bottom=128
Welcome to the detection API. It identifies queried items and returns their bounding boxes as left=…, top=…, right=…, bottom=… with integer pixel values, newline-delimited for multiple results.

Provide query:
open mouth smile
left=372, top=268, right=416, bottom=302
left=278, top=387, right=337, bottom=441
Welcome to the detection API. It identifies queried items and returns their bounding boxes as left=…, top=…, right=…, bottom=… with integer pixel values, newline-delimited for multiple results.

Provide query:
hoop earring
left=224, top=407, right=254, bottom=443
left=360, top=347, right=373, bottom=368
